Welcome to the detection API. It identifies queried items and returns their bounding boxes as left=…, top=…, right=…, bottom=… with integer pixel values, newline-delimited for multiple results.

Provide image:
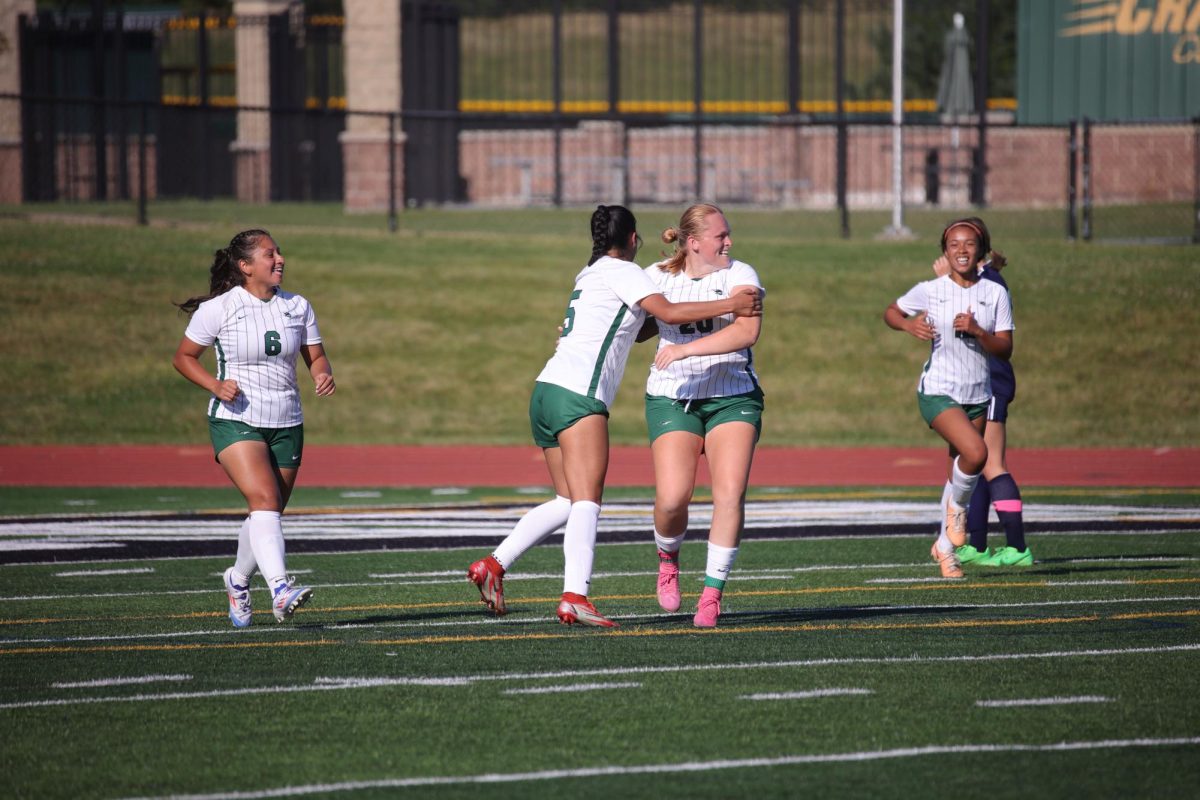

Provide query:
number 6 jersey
left=644, top=259, right=764, bottom=399
left=183, top=286, right=323, bottom=426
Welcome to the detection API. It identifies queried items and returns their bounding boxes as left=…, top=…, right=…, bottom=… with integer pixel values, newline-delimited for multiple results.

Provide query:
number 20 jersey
left=644, top=259, right=764, bottom=400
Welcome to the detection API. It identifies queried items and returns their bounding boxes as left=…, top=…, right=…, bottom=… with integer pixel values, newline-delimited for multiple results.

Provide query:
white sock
left=949, top=456, right=980, bottom=508
left=493, top=495, right=571, bottom=570
left=562, top=501, right=601, bottom=596
left=247, top=510, right=288, bottom=592
left=938, top=482, right=952, bottom=536
left=654, top=529, right=685, bottom=556
left=705, top=543, right=739, bottom=587
left=232, top=517, right=257, bottom=581
left=935, top=532, right=955, bottom=553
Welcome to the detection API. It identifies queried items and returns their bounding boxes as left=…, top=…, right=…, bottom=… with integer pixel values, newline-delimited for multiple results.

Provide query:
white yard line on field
left=3, top=642, right=1198, bottom=711
left=741, top=688, right=873, bottom=700
left=116, top=737, right=1200, bottom=799
left=4, top=594, right=1199, bottom=648
left=54, top=567, right=155, bottom=577
left=976, top=695, right=1113, bottom=708
left=503, top=682, right=642, bottom=695
left=51, top=674, right=192, bottom=689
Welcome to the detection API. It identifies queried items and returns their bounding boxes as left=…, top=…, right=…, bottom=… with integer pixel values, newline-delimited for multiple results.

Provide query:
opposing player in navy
left=173, top=229, right=335, bottom=626
left=884, top=218, right=1013, bottom=578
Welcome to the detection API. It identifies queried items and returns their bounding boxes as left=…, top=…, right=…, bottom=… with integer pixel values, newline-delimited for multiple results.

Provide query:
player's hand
left=953, top=306, right=978, bottom=337
left=906, top=311, right=937, bottom=341
left=654, top=343, right=688, bottom=370
left=729, top=287, right=762, bottom=317
left=931, top=255, right=951, bottom=277
left=212, top=379, right=240, bottom=403
left=313, top=373, right=336, bottom=396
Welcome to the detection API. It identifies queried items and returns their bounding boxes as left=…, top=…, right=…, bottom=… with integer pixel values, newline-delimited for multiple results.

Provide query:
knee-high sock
left=704, top=543, right=739, bottom=591
left=655, top=529, right=686, bottom=559
left=967, top=477, right=992, bottom=551
left=988, top=473, right=1026, bottom=551
left=949, top=456, right=981, bottom=509
left=935, top=482, right=954, bottom=553
left=493, top=495, right=571, bottom=571
left=562, top=501, right=601, bottom=596
left=232, top=516, right=257, bottom=582
left=247, top=510, right=287, bottom=591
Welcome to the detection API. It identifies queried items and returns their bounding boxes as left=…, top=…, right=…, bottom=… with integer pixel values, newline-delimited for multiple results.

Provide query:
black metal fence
left=6, top=1, right=1196, bottom=244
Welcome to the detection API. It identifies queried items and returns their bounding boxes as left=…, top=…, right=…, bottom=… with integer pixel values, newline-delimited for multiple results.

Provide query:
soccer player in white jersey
left=172, top=229, right=335, bottom=627
left=467, top=205, right=761, bottom=627
left=641, top=204, right=765, bottom=628
left=884, top=218, right=1014, bottom=578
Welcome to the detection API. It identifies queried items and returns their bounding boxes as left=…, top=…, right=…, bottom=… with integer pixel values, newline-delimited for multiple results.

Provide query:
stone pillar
left=341, top=0, right=404, bottom=212
left=231, top=0, right=290, bottom=203
left=0, top=0, right=33, bottom=204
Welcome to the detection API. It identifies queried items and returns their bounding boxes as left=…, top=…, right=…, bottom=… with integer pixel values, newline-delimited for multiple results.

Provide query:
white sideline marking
left=116, top=737, right=1200, bottom=799
left=51, top=674, right=192, bottom=689
left=742, top=688, right=872, bottom=701
left=976, top=695, right=1113, bottom=708
left=339, top=492, right=382, bottom=498
left=4, top=643, right=1198, bottom=711
left=5, top=594, right=1200, bottom=647
left=430, top=488, right=469, bottom=496
left=54, top=567, right=155, bottom=578
left=503, top=682, right=642, bottom=695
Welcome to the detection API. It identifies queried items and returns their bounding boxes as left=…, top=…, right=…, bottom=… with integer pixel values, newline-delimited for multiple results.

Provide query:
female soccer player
left=932, top=218, right=1030, bottom=567
left=172, top=229, right=335, bottom=626
left=642, top=204, right=765, bottom=628
left=467, top=205, right=761, bottom=627
left=884, top=218, right=1013, bottom=578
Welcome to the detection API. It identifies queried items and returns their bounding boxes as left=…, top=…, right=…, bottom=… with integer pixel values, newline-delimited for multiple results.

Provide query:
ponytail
left=587, top=204, right=638, bottom=265
left=659, top=203, right=722, bottom=275
left=175, top=229, right=272, bottom=315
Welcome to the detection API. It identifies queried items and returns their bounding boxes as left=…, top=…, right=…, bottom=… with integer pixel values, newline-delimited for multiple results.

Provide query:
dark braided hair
left=175, top=229, right=273, bottom=315
left=588, top=205, right=638, bottom=265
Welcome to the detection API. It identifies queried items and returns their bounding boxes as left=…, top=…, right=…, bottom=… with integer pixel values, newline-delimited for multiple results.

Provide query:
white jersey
left=644, top=259, right=764, bottom=399
left=184, top=286, right=323, bottom=427
left=896, top=274, right=1013, bottom=404
left=535, top=255, right=660, bottom=408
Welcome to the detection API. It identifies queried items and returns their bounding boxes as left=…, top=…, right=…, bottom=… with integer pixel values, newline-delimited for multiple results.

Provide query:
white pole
left=884, top=0, right=912, bottom=237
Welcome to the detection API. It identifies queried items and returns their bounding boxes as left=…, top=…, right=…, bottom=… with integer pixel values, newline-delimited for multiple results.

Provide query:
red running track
left=0, top=446, right=1196, bottom=488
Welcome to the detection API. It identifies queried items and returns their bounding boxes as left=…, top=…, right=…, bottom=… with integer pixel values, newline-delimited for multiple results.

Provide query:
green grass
left=1, top=497, right=1198, bottom=798
left=0, top=203, right=1197, bottom=447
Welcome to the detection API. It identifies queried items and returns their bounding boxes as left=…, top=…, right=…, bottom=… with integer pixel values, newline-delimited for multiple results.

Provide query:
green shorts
left=644, top=388, right=764, bottom=444
left=208, top=419, right=305, bottom=469
left=917, top=391, right=988, bottom=427
left=529, top=382, right=609, bottom=449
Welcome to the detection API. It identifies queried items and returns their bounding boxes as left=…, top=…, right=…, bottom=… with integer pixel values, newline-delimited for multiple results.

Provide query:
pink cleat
left=467, top=556, right=506, bottom=615
left=656, top=551, right=681, bottom=612
left=693, top=586, right=722, bottom=628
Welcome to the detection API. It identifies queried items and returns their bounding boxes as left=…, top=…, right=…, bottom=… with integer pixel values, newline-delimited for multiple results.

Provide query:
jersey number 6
left=264, top=330, right=282, bottom=356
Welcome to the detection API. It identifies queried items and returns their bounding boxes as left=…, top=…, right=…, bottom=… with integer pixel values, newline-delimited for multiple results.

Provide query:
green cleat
left=980, top=546, right=1033, bottom=567
left=955, top=544, right=992, bottom=564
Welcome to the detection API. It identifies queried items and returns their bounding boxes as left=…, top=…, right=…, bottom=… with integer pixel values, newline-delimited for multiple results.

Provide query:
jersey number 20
left=680, top=319, right=714, bottom=335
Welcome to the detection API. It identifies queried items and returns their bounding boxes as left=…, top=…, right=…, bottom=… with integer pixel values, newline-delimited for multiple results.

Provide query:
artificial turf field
left=2, top=490, right=1199, bottom=799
